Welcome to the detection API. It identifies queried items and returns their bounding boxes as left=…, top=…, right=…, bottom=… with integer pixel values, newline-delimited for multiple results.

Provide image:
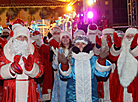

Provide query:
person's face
left=61, top=35, right=70, bottom=45
left=3, top=32, right=9, bottom=36
left=53, top=32, right=60, bottom=42
left=126, top=34, right=134, bottom=41
left=16, top=35, right=28, bottom=42
left=75, top=42, right=87, bottom=52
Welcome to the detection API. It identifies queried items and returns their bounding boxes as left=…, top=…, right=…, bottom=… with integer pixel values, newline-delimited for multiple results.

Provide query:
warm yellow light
left=67, top=6, right=72, bottom=11
left=88, top=0, right=93, bottom=6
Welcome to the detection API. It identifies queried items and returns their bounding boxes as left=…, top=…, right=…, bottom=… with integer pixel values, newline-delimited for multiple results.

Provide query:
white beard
left=9, top=39, right=30, bottom=56
left=117, top=38, right=137, bottom=87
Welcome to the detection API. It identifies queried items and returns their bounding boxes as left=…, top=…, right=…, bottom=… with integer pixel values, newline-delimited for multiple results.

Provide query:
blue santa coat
left=60, top=55, right=111, bottom=102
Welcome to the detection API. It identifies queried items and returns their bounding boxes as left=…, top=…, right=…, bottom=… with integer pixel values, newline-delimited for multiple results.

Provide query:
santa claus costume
left=97, top=27, right=116, bottom=102
left=39, top=27, right=61, bottom=101
left=109, top=27, right=138, bottom=102
left=0, top=24, right=44, bottom=102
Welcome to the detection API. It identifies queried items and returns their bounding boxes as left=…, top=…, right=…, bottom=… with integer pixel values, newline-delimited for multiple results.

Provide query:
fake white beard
left=32, top=35, right=43, bottom=47
left=9, top=39, right=30, bottom=56
left=117, top=37, right=137, bottom=87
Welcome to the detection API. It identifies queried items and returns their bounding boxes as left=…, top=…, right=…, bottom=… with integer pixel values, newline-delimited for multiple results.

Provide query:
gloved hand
left=22, top=54, right=34, bottom=71
left=107, top=35, right=113, bottom=48
left=96, top=35, right=102, bottom=48
left=130, top=33, right=138, bottom=50
left=113, top=32, right=121, bottom=48
left=99, top=46, right=109, bottom=59
left=0, top=37, right=7, bottom=48
left=10, top=55, right=23, bottom=74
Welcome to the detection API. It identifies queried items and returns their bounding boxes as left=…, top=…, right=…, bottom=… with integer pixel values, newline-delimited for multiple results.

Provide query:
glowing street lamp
left=67, top=6, right=72, bottom=12
left=88, top=0, right=93, bottom=6
left=87, top=11, right=94, bottom=19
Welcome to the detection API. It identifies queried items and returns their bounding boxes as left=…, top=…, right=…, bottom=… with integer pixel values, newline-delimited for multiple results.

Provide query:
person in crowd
left=108, top=27, right=138, bottom=102
left=0, top=23, right=3, bottom=35
left=0, top=27, right=11, bottom=51
left=38, top=26, right=62, bottom=101
left=52, top=35, right=112, bottom=102
left=97, top=27, right=116, bottom=102
left=0, top=23, right=44, bottom=102
left=30, top=20, right=39, bottom=34
left=51, top=31, right=72, bottom=102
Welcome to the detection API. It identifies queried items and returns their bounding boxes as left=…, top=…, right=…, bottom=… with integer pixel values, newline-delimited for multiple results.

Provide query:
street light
left=67, top=6, right=72, bottom=12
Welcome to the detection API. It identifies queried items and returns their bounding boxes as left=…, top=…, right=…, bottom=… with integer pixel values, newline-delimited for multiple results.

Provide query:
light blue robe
left=60, top=52, right=111, bottom=102
left=51, top=49, right=68, bottom=102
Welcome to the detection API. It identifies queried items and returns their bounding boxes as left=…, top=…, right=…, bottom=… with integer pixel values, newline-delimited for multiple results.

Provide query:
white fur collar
left=72, top=50, right=94, bottom=60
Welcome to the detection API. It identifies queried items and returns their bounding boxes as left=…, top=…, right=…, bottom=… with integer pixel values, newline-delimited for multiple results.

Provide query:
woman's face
left=126, top=34, right=134, bottom=41
left=61, top=35, right=70, bottom=46
left=75, top=42, right=87, bottom=52
left=16, top=35, right=28, bottom=42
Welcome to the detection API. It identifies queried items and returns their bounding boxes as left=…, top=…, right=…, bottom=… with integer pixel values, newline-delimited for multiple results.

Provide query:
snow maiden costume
left=58, top=35, right=112, bottom=102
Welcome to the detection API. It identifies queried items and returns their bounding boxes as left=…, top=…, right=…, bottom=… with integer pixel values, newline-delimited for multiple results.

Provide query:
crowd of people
left=0, top=18, right=138, bottom=102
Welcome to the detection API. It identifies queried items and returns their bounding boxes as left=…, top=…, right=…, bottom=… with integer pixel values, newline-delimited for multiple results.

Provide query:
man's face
left=3, top=32, right=9, bottom=36
left=53, top=32, right=60, bottom=42
left=126, top=34, right=134, bottom=41
left=75, top=42, right=87, bottom=52
left=16, top=35, right=28, bottom=42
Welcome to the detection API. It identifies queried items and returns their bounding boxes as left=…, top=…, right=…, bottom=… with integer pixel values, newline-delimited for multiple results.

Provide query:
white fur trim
left=12, top=24, right=21, bottom=30
left=13, top=26, right=29, bottom=39
left=102, top=28, right=115, bottom=35
left=1, top=63, right=16, bottom=79
left=24, top=63, right=39, bottom=78
left=93, top=45, right=101, bottom=55
left=75, top=57, right=92, bottom=102
left=75, top=40, right=88, bottom=45
left=72, top=51, right=94, bottom=61
left=48, top=37, right=53, bottom=42
left=16, top=80, right=28, bottom=102
left=59, top=65, right=71, bottom=76
left=129, top=46, right=138, bottom=57
left=103, top=79, right=111, bottom=102
left=125, top=28, right=138, bottom=36
left=87, top=23, right=98, bottom=35
left=60, top=31, right=71, bottom=40
left=110, top=44, right=122, bottom=56
left=2, top=29, right=10, bottom=34
left=95, top=60, right=112, bottom=72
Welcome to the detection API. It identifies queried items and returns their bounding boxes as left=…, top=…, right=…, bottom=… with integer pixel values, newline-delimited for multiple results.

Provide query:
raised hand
left=99, top=46, right=109, bottom=59
left=113, top=32, right=121, bottom=48
left=0, top=37, right=7, bottom=48
left=107, top=35, right=113, bottom=48
left=130, top=33, right=138, bottom=50
left=58, top=52, right=67, bottom=64
left=10, top=55, right=23, bottom=74
left=96, top=35, right=102, bottom=48
left=22, top=54, right=34, bottom=71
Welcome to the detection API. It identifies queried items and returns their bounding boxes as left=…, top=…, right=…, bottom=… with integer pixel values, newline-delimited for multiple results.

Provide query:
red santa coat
left=109, top=45, right=138, bottom=102
left=39, top=38, right=59, bottom=101
left=97, top=45, right=120, bottom=102
left=0, top=47, right=44, bottom=102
